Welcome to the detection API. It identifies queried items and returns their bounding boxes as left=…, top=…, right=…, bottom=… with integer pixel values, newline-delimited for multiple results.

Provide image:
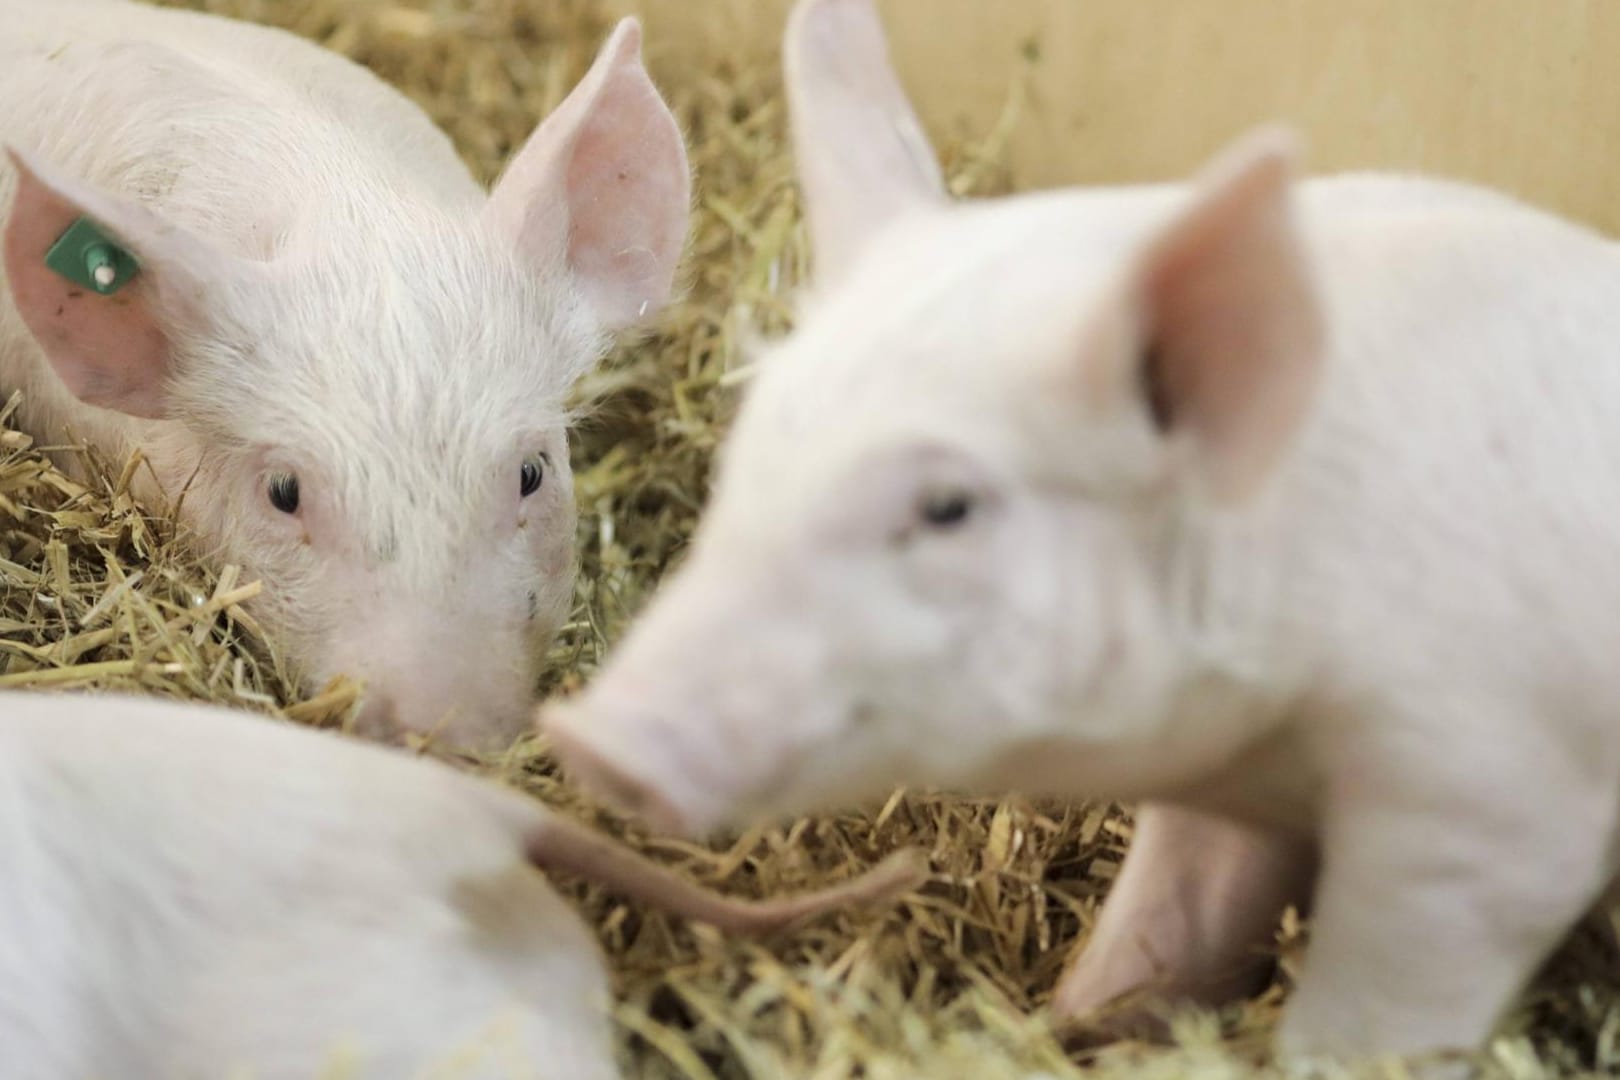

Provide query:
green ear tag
left=44, top=217, right=139, bottom=295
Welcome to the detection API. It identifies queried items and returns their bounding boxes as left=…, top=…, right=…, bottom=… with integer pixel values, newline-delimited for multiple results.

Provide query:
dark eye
left=267, top=472, right=300, bottom=515
left=918, top=490, right=973, bottom=529
left=519, top=454, right=546, bottom=498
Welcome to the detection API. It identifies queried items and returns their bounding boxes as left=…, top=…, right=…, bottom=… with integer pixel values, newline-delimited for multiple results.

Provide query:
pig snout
left=353, top=669, right=532, bottom=752
left=539, top=556, right=853, bottom=834
left=335, top=615, right=541, bottom=752
left=540, top=697, right=719, bottom=836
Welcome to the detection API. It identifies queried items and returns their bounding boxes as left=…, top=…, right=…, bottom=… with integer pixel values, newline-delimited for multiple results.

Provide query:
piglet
left=541, top=0, right=1620, bottom=1065
left=0, top=690, right=923, bottom=1080
left=0, top=0, right=692, bottom=750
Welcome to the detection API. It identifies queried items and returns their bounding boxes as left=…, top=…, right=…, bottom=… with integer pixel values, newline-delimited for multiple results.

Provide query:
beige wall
left=612, top=0, right=1620, bottom=234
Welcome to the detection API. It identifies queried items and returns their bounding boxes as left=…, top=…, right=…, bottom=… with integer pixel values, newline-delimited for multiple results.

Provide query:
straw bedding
left=2, top=1, right=1617, bottom=1075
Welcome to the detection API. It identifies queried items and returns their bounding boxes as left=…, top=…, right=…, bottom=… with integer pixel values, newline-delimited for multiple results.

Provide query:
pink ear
left=784, top=0, right=947, bottom=282
left=482, top=19, right=690, bottom=330
left=1132, top=128, right=1324, bottom=500
left=3, top=148, right=244, bottom=419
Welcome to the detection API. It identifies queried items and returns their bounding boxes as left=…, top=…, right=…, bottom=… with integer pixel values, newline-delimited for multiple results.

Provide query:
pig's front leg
left=1278, top=750, right=1613, bottom=1064
left=1051, top=802, right=1315, bottom=1037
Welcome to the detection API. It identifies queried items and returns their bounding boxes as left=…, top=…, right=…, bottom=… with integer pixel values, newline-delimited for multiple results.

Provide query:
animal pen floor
left=2, top=1, right=1618, bottom=1076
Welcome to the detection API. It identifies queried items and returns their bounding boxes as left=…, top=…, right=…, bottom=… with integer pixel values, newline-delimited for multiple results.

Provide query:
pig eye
left=267, top=472, right=300, bottom=515
left=918, top=490, right=973, bottom=529
left=519, top=454, right=547, bottom=498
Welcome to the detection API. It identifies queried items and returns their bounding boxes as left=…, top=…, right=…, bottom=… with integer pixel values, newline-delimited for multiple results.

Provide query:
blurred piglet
left=543, top=0, right=1620, bottom=1064
left=0, top=0, right=691, bottom=749
left=0, top=691, right=922, bottom=1080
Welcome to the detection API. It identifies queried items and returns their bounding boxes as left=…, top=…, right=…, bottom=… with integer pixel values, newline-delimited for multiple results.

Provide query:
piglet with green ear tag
left=542, top=0, right=1620, bottom=1066
left=0, top=0, right=691, bottom=750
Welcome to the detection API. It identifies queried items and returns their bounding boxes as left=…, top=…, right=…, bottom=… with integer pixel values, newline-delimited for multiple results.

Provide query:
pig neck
left=995, top=479, right=1315, bottom=822
left=1115, top=480, right=1320, bottom=828
left=1138, top=427, right=1364, bottom=832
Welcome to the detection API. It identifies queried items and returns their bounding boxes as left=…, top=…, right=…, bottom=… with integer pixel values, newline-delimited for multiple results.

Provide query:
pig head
left=541, top=0, right=1321, bottom=832
left=1, top=18, right=691, bottom=750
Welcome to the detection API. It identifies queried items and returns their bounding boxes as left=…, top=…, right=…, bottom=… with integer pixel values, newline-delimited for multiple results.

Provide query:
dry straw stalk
left=1, top=1, right=1615, bottom=1075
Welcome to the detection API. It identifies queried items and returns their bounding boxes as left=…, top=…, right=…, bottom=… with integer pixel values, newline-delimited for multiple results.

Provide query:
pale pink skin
left=542, top=0, right=1620, bottom=1066
left=0, top=1, right=691, bottom=750
left=0, top=690, right=921, bottom=1080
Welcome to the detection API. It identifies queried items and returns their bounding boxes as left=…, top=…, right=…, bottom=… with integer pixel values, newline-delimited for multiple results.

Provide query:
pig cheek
left=718, top=623, right=849, bottom=766
left=233, top=490, right=345, bottom=678
left=521, top=523, right=576, bottom=633
left=884, top=556, right=1003, bottom=698
left=524, top=577, right=572, bottom=658
left=727, top=696, right=872, bottom=822
left=538, top=526, right=574, bottom=581
left=519, top=476, right=577, bottom=580
left=920, top=524, right=1082, bottom=760
left=1050, top=555, right=1165, bottom=746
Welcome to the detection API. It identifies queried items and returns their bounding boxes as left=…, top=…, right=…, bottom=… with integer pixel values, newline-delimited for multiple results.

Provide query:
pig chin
left=541, top=692, right=899, bottom=838
left=351, top=686, right=536, bottom=754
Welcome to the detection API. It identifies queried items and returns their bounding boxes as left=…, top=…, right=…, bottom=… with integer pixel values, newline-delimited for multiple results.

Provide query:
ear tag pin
left=44, top=217, right=138, bottom=295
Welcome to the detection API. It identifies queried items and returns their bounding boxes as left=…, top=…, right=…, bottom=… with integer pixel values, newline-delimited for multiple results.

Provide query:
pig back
left=0, top=694, right=614, bottom=1080
left=1248, top=188, right=1620, bottom=748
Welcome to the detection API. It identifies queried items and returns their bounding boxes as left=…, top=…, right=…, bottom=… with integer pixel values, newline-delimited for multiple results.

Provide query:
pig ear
left=784, top=0, right=948, bottom=281
left=482, top=18, right=691, bottom=330
left=1127, top=128, right=1325, bottom=501
left=3, top=148, right=253, bottom=420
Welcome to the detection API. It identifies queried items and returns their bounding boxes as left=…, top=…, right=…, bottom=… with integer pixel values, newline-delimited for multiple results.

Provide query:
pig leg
left=1277, top=771, right=1611, bottom=1064
left=1051, top=803, right=1315, bottom=1037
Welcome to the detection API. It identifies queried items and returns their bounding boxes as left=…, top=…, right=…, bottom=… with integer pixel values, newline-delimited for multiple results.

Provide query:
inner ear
left=481, top=19, right=690, bottom=331
left=4, top=147, right=261, bottom=420
left=1125, top=128, right=1324, bottom=500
